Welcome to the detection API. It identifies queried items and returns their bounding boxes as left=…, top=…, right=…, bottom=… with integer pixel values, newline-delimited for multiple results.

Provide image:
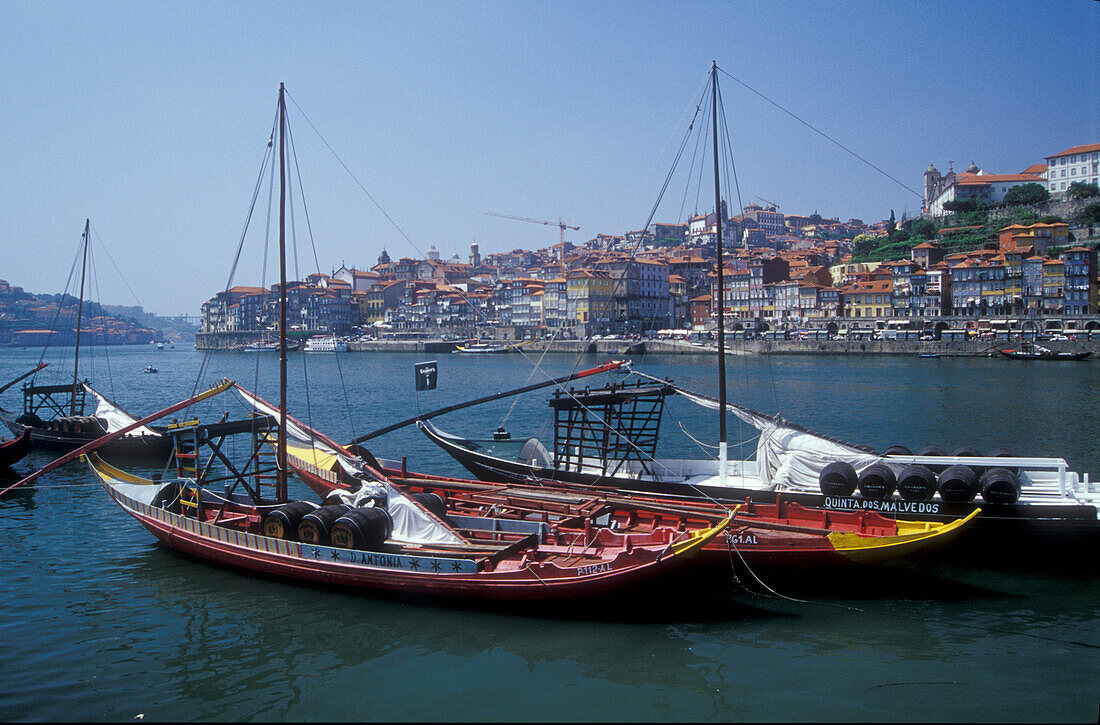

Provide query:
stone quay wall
left=196, top=331, right=1100, bottom=358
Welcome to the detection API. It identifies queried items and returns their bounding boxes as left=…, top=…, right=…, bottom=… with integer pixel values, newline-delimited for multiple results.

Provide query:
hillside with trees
left=850, top=187, right=1100, bottom=263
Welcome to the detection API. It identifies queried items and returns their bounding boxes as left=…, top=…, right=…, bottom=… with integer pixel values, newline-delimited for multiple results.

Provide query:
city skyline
left=2, top=0, right=1097, bottom=315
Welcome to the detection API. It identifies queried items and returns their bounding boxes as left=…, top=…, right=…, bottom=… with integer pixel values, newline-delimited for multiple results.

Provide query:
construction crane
left=755, top=196, right=780, bottom=211
left=486, top=212, right=579, bottom=272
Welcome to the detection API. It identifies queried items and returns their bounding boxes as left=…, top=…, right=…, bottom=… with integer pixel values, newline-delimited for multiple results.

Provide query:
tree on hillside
left=1082, top=202, right=1100, bottom=226
left=889, top=228, right=910, bottom=245
left=1067, top=181, right=1100, bottom=200
left=887, top=210, right=896, bottom=234
left=1002, top=183, right=1049, bottom=206
left=908, top=218, right=937, bottom=239
left=943, top=198, right=987, bottom=213
left=851, top=233, right=878, bottom=259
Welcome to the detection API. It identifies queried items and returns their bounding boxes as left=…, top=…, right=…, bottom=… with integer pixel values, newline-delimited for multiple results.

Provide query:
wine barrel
left=979, top=467, right=1021, bottom=505
left=938, top=464, right=978, bottom=503
left=410, top=492, right=447, bottom=519
left=881, top=445, right=912, bottom=456
left=918, top=445, right=949, bottom=473
left=918, top=445, right=948, bottom=457
left=819, top=461, right=858, bottom=496
left=331, top=507, right=394, bottom=550
left=297, top=504, right=352, bottom=545
left=857, top=463, right=897, bottom=499
left=953, top=446, right=984, bottom=459
left=262, top=501, right=318, bottom=540
left=989, top=447, right=1017, bottom=458
left=897, top=465, right=936, bottom=502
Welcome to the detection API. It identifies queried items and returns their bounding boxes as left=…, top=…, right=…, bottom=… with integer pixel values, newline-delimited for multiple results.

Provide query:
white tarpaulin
left=752, top=419, right=881, bottom=491
left=235, top=386, right=464, bottom=546
left=84, top=384, right=162, bottom=438
left=667, top=384, right=882, bottom=492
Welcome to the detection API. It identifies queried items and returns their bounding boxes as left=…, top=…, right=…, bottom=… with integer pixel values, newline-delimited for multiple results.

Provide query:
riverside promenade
left=195, top=332, right=1100, bottom=357
left=348, top=338, right=1100, bottom=358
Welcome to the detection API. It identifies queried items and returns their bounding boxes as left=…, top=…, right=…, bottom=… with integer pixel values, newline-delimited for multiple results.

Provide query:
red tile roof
left=954, top=172, right=1044, bottom=186
left=1046, top=143, right=1100, bottom=159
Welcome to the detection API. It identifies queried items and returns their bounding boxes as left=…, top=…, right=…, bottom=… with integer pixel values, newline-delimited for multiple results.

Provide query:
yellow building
left=844, top=279, right=893, bottom=318
left=567, top=269, right=613, bottom=332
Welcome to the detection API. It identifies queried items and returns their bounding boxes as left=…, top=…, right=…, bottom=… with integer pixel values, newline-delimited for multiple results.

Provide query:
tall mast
left=71, top=219, right=90, bottom=415
left=711, top=62, right=728, bottom=484
left=276, top=83, right=289, bottom=501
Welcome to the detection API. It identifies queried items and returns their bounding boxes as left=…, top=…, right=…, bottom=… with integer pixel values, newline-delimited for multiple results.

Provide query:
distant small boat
left=156, top=342, right=165, bottom=350
left=997, top=343, right=1092, bottom=361
left=453, top=341, right=512, bottom=354
left=143, top=365, right=158, bottom=374
left=917, top=353, right=940, bottom=358
left=242, top=340, right=300, bottom=352
left=302, top=335, right=347, bottom=352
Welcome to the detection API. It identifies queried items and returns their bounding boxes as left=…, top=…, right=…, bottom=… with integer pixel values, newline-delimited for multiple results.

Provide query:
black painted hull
left=1, top=414, right=173, bottom=462
left=0, top=429, right=33, bottom=468
left=998, top=350, right=1093, bottom=360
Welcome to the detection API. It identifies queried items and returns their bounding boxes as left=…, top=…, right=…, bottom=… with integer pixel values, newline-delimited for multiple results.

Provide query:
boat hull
left=1, top=412, right=173, bottom=461
left=0, top=429, right=33, bottom=468
left=997, top=349, right=1092, bottom=360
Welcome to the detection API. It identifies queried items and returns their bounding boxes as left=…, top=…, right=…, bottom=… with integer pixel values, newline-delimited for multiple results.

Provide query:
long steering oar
left=347, top=359, right=627, bottom=445
left=0, top=362, right=48, bottom=396
left=0, top=379, right=235, bottom=498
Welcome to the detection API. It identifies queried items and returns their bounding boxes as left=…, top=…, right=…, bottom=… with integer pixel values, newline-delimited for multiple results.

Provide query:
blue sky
left=1, top=1, right=1097, bottom=315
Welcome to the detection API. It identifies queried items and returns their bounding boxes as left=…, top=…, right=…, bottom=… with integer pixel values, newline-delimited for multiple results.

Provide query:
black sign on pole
left=414, top=360, right=438, bottom=391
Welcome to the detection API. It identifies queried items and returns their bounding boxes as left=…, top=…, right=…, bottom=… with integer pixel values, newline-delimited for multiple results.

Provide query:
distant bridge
left=165, top=314, right=202, bottom=326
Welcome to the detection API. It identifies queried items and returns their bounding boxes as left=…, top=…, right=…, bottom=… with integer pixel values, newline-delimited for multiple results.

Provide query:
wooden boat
left=0, top=377, right=173, bottom=459
left=0, top=223, right=172, bottom=462
left=242, top=339, right=300, bottom=352
left=453, top=341, right=512, bottom=354
left=418, top=383, right=1100, bottom=551
left=997, top=342, right=1092, bottom=360
left=0, top=429, right=33, bottom=469
left=84, top=441, right=724, bottom=601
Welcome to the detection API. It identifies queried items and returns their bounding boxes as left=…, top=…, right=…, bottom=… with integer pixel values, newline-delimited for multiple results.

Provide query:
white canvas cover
left=670, top=386, right=882, bottom=492
left=235, top=387, right=464, bottom=546
left=84, top=384, right=161, bottom=438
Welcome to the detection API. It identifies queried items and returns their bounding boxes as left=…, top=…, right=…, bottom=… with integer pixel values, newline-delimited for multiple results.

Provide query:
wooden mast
left=711, top=62, right=728, bottom=484
left=276, top=83, right=289, bottom=501
left=71, top=219, right=90, bottom=416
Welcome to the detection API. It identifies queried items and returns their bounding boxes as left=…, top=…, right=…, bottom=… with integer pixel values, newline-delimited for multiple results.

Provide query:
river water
left=0, top=345, right=1096, bottom=722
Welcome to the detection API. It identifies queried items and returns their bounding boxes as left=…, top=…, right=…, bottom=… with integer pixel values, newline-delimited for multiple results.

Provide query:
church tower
left=469, top=241, right=481, bottom=267
left=924, top=163, right=941, bottom=209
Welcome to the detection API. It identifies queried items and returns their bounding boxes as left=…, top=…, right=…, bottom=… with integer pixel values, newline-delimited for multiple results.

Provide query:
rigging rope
left=716, top=66, right=924, bottom=201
